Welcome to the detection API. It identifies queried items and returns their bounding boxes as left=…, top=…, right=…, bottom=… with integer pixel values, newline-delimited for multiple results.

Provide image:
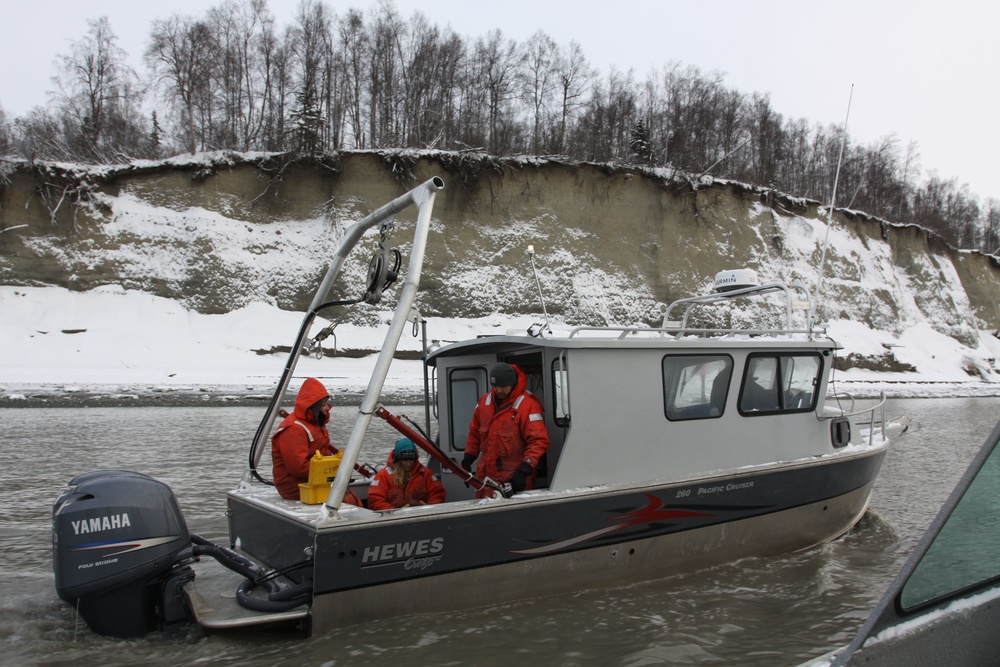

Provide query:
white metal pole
left=810, top=84, right=854, bottom=330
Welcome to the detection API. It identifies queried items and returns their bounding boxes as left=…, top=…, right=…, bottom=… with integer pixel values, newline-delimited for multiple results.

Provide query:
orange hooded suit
left=271, top=378, right=333, bottom=500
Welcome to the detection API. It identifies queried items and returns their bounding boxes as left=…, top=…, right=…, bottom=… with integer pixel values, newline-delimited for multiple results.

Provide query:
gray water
left=1, top=398, right=998, bottom=666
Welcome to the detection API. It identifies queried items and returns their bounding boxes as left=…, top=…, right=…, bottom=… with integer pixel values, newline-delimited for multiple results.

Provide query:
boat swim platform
left=183, top=557, right=308, bottom=630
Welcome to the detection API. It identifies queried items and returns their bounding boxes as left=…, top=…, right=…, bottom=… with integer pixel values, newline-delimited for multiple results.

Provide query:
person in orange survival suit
left=367, top=438, right=446, bottom=510
left=462, top=362, right=550, bottom=497
left=271, top=378, right=361, bottom=505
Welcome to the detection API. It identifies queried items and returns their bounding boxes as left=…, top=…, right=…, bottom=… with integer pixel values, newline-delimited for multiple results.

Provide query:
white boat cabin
left=427, top=281, right=853, bottom=500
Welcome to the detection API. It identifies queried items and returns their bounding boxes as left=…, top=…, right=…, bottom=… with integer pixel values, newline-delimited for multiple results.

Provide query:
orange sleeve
left=464, top=399, right=485, bottom=456
left=367, top=469, right=394, bottom=510
left=426, top=470, right=447, bottom=504
left=518, top=395, right=551, bottom=465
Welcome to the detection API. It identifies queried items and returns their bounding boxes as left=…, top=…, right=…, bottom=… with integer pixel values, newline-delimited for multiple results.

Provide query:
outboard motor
left=53, top=470, right=195, bottom=637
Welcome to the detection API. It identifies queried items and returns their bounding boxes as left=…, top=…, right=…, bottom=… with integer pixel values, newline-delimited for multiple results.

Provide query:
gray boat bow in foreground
left=803, top=418, right=1000, bottom=666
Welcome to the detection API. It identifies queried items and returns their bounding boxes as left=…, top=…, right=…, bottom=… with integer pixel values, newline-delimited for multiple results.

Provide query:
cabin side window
left=662, top=354, right=733, bottom=421
left=738, top=353, right=821, bottom=416
left=447, top=367, right=487, bottom=452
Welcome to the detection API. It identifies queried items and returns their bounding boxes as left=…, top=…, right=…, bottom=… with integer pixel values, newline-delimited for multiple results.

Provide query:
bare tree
left=522, top=31, right=558, bottom=154
left=983, top=199, right=1000, bottom=255
left=578, top=67, right=636, bottom=162
left=258, top=21, right=294, bottom=151
left=554, top=41, right=593, bottom=154
left=13, top=109, right=61, bottom=159
left=51, top=16, right=144, bottom=160
left=395, top=12, right=450, bottom=148
left=852, top=135, right=901, bottom=212
left=0, top=105, right=11, bottom=155
left=747, top=92, right=783, bottom=187
left=146, top=15, right=216, bottom=154
left=431, top=30, right=466, bottom=149
left=288, top=0, right=333, bottom=155
left=336, top=8, right=368, bottom=148
left=473, top=30, right=524, bottom=155
left=895, top=139, right=921, bottom=219
left=204, top=0, right=274, bottom=151
left=368, top=1, right=406, bottom=147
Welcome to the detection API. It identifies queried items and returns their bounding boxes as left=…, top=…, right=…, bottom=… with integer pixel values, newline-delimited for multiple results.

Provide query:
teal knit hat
left=393, top=437, right=418, bottom=461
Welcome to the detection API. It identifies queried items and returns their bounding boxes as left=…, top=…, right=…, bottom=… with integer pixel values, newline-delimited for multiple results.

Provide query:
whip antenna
left=810, top=84, right=854, bottom=330
left=526, top=244, right=552, bottom=337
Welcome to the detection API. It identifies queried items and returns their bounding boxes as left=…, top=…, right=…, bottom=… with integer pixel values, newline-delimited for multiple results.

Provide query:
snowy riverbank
left=2, top=285, right=999, bottom=408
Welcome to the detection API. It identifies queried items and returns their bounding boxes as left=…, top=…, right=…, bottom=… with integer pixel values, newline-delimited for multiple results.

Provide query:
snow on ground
left=1, top=284, right=998, bottom=404
left=0, top=285, right=553, bottom=403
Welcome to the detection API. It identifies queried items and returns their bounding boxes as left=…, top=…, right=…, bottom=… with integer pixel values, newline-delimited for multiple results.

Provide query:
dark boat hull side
left=313, top=485, right=874, bottom=628
left=226, top=496, right=316, bottom=584
left=228, top=449, right=885, bottom=631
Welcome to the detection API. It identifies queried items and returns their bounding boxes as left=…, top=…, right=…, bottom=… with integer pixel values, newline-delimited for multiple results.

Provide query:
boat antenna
left=810, top=84, right=854, bottom=330
left=526, top=244, right=552, bottom=337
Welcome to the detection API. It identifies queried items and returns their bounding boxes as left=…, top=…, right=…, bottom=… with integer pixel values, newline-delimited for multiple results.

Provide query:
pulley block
left=363, top=242, right=401, bottom=304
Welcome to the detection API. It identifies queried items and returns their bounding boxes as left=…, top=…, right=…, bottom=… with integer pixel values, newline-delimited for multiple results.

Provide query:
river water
left=1, top=397, right=998, bottom=666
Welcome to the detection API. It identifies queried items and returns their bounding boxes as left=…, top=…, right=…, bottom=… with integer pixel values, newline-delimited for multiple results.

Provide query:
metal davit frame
left=242, top=177, right=445, bottom=516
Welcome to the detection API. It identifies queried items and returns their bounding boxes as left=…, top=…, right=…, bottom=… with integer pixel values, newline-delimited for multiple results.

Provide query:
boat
left=802, top=417, right=1000, bottom=666
left=51, top=176, right=893, bottom=637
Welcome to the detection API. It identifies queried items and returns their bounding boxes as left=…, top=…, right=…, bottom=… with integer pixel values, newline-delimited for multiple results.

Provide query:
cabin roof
left=425, top=331, right=839, bottom=366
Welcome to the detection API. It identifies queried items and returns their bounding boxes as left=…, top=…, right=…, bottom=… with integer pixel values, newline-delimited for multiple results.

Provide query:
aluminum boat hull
left=227, top=447, right=885, bottom=632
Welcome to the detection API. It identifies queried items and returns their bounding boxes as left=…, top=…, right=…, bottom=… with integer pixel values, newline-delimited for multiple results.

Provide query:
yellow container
left=298, top=451, right=344, bottom=504
left=307, top=450, right=343, bottom=486
left=298, top=482, right=331, bottom=505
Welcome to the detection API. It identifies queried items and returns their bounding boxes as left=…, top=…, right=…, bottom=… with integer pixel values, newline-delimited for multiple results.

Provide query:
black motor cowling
left=52, top=470, right=194, bottom=637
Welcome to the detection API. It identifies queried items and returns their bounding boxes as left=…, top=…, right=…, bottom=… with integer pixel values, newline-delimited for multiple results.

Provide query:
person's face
left=313, top=397, right=331, bottom=422
left=399, top=457, right=416, bottom=470
left=493, top=385, right=514, bottom=402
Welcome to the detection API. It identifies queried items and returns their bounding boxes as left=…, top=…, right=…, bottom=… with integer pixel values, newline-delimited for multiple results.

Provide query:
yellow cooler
left=298, top=450, right=343, bottom=504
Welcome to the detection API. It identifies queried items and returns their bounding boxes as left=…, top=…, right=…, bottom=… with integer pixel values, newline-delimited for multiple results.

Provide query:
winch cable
left=376, top=405, right=513, bottom=498
left=249, top=297, right=363, bottom=486
left=400, top=413, right=433, bottom=444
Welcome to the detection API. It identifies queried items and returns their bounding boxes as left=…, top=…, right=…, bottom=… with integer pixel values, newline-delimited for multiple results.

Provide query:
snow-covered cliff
left=1, top=150, right=998, bottom=396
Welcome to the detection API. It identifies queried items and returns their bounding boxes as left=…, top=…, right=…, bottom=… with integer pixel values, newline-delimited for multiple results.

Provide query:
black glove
left=509, top=462, right=534, bottom=493
left=461, top=453, right=477, bottom=472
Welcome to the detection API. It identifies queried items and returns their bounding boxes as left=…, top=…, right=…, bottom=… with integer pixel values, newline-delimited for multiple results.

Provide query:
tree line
left=1, top=0, right=997, bottom=255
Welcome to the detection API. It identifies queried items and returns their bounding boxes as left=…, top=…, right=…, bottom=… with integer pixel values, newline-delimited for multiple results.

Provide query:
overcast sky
left=2, top=0, right=997, bottom=204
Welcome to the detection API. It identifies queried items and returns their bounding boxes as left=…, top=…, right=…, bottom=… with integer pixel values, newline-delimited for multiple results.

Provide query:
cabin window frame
left=445, top=366, right=488, bottom=453
left=551, top=352, right=570, bottom=427
left=662, top=354, right=734, bottom=422
left=737, top=352, right=822, bottom=417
